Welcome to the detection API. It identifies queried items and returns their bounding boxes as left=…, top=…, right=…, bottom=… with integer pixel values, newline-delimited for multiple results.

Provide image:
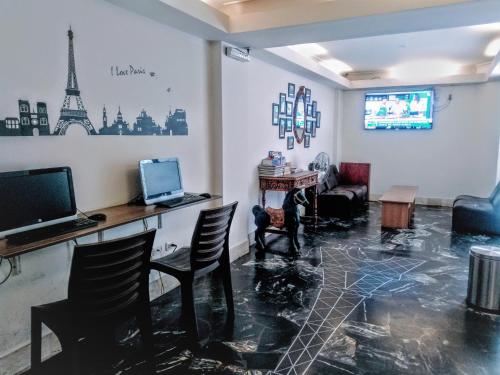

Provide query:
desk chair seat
left=150, top=202, right=238, bottom=337
left=31, top=230, right=156, bottom=375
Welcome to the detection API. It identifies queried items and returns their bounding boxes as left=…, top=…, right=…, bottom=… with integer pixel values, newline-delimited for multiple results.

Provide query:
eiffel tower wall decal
left=0, top=27, right=189, bottom=137
left=53, top=27, right=97, bottom=136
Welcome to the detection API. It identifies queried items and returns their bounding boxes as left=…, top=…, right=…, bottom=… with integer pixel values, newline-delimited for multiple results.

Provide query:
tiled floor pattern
left=272, top=247, right=425, bottom=375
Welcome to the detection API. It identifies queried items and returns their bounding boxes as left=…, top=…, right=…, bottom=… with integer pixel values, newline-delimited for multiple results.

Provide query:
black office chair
left=31, top=230, right=157, bottom=375
left=150, top=202, right=238, bottom=336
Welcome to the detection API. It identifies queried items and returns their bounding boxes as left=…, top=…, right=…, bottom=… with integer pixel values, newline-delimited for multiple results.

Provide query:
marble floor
left=32, top=203, right=500, bottom=375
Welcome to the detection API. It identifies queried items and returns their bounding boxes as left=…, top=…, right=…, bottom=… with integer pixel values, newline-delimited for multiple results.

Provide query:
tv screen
left=364, top=90, right=434, bottom=130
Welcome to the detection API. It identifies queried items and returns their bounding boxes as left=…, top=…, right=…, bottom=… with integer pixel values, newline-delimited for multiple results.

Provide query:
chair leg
left=137, top=307, right=155, bottom=372
left=31, top=309, right=42, bottom=374
left=180, top=278, right=198, bottom=337
left=69, top=340, right=81, bottom=375
left=221, top=264, right=235, bottom=318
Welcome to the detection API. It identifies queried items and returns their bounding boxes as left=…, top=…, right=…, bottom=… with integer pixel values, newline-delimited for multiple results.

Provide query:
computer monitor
left=139, top=158, right=184, bottom=205
left=0, top=167, right=77, bottom=239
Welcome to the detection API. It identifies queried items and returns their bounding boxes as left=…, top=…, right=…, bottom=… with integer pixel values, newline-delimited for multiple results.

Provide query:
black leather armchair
left=452, top=182, right=500, bottom=234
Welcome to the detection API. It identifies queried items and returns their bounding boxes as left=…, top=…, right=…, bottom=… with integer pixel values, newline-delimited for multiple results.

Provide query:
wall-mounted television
left=364, top=90, right=434, bottom=130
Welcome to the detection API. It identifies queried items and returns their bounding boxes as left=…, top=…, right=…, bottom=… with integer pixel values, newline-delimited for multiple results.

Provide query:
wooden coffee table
left=380, top=185, right=418, bottom=229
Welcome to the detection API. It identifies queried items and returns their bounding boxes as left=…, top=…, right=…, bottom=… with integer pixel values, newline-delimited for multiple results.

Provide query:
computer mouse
left=88, top=213, right=107, bottom=222
left=200, top=193, right=211, bottom=199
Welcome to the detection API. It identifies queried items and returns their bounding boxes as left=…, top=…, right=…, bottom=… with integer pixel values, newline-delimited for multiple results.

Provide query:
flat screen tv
left=364, top=90, right=434, bottom=130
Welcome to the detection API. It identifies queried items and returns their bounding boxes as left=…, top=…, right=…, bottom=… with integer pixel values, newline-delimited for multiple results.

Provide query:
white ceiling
left=201, top=0, right=329, bottom=15
left=317, top=25, right=498, bottom=73
left=107, top=0, right=500, bottom=88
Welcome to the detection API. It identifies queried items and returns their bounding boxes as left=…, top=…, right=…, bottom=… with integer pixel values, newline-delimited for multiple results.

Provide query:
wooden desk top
left=380, top=185, right=418, bottom=204
left=0, top=195, right=222, bottom=259
left=259, top=170, right=318, bottom=181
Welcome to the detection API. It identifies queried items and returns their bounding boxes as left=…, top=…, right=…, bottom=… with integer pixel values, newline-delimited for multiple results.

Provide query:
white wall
left=220, top=44, right=340, bottom=246
left=341, top=83, right=500, bottom=203
left=0, top=0, right=218, bottom=373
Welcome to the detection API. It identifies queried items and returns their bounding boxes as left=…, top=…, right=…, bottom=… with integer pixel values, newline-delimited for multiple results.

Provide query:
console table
left=259, top=171, right=319, bottom=223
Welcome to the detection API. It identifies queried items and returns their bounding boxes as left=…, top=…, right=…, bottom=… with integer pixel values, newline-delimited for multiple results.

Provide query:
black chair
left=150, top=202, right=238, bottom=336
left=31, top=230, right=157, bottom=375
left=453, top=182, right=500, bottom=234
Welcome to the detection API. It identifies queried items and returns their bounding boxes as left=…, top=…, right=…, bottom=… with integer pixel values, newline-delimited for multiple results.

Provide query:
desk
left=259, top=171, right=319, bottom=224
left=0, top=195, right=222, bottom=259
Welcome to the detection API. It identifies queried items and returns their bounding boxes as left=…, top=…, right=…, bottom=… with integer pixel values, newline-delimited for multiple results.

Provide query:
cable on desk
left=0, top=256, right=13, bottom=286
left=142, top=218, right=149, bottom=231
left=77, top=208, right=90, bottom=219
left=73, top=239, right=79, bottom=246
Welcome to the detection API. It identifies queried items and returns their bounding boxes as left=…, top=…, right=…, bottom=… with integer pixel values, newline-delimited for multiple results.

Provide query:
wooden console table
left=380, top=186, right=418, bottom=229
left=259, top=171, right=319, bottom=222
left=0, top=195, right=222, bottom=259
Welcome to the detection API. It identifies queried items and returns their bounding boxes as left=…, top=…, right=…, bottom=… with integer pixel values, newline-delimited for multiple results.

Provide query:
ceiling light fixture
left=492, top=64, right=500, bottom=77
left=389, top=59, right=462, bottom=81
left=319, top=58, right=353, bottom=75
left=288, top=43, right=328, bottom=58
left=470, top=23, right=500, bottom=32
left=485, top=38, right=500, bottom=57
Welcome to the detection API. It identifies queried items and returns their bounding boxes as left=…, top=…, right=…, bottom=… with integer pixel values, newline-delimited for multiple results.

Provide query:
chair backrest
left=339, top=162, right=371, bottom=196
left=490, top=181, right=500, bottom=208
left=68, top=229, right=156, bottom=318
left=190, top=202, right=238, bottom=271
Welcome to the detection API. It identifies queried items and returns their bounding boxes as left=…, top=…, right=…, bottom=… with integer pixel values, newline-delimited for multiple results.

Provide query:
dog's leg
left=255, top=228, right=267, bottom=259
left=286, top=222, right=299, bottom=257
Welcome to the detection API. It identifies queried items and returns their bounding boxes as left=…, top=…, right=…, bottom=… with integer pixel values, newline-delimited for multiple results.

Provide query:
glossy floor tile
left=30, top=204, right=500, bottom=375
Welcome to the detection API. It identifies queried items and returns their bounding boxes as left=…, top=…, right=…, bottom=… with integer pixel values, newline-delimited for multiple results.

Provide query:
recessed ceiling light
left=319, top=58, right=353, bottom=75
left=223, top=0, right=252, bottom=5
left=470, top=22, right=500, bottom=32
left=485, top=38, right=500, bottom=57
left=493, top=64, right=500, bottom=77
left=389, top=59, right=462, bottom=81
left=288, top=43, right=328, bottom=58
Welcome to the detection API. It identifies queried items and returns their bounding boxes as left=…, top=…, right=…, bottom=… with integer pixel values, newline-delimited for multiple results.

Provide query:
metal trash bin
left=467, top=245, right=500, bottom=314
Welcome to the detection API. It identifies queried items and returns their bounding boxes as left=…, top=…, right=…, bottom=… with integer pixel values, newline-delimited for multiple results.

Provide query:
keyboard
left=6, top=218, right=98, bottom=245
left=158, top=194, right=207, bottom=208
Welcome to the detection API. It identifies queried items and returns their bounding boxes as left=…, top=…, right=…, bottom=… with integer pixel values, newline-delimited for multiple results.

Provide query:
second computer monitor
left=139, top=157, right=184, bottom=205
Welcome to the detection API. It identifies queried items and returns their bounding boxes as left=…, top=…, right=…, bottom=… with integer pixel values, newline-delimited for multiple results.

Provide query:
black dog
left=252, top=188, right=309, bottom=256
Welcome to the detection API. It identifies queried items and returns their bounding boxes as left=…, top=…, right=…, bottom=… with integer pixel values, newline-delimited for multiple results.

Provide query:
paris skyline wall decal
left=0, top=27, right=189, bottom=137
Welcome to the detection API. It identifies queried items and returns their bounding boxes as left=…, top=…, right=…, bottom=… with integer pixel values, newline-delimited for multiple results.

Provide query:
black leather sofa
left=307, top=163, right=370, bottom=218
left=452, top=182, right=500, bottom=235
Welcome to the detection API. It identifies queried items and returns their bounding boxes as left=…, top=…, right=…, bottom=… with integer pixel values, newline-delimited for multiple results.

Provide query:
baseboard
left=369, top=194, right=454, bottom=207
left=0, top=331, right=60, bottom=375
left=229, top=238, right=250, bottom=262
left=0, top=240, right=250, bottom=375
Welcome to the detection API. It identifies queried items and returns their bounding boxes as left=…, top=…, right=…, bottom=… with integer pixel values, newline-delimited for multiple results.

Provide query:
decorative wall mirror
left=293, top=86, right=306, bottom=144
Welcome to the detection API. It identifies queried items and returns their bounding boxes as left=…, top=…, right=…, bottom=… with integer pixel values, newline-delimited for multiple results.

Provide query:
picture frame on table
left=312, top=101, right=317, bottom=117
left=307, top=104, right=313, bottom=117
left=311, top=122, right=317, bottom=137
left=272, top=104, right=279, bottom=125
left=286, top=118, right=293, bottom=132
left=279, top=93, right=287, bottom=114
left=305, top=88, right=311, bottom=103
left=279, top=119, right=286, bottom=138
left=316, top=111, right=321, bottom=128
left=304, top=134, right=311, bottom=148
left=288, top=83, right=295, bottom=98
left=306, top=120, right=312, bottom=134
left=287, top=136, right=294, bottom=150
left=286, top=101, right=293, bottom=117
